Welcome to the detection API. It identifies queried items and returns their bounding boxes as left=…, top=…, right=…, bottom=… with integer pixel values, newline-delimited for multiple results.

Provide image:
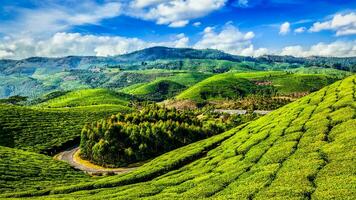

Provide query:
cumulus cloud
left=0, top=32, right=191, bottom=59
left=193, top=22, right=202, bottom=27
left=310, top=12, right=356, bottom=36
left=127, top=0, right=227, bottom=28
left=130, top=0, right=168, bottom=8
left=168, top=20, right=189, bottom=28
left=0, top=0, right=228, bottom=40
left=194, top=24, right=266, bottom=57
left=281, top=41, right=356, bottom=57
left=279, top=22, right=290, bottom=35
left=294, top=27, right=306, bottom=33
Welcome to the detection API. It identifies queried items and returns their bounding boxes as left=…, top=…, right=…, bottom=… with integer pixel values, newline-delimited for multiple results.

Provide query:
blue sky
left=0, top=0, right=355, bottom=59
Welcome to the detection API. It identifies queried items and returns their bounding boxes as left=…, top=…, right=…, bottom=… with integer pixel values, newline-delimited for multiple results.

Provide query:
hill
left=0, top=104, right=131, bottom=154
left=121, top=79, right=186, bottom=101
left=36, top=88, right=135, bottom=108
left=3, top=74, right=355, bottom=199
left=0, top=47, right=354, bottom=99
left=0, top=145, right=91, bottom=195
left=1, top=47, right=355, bottom=76
left=176, top=71, right=337, bottom=102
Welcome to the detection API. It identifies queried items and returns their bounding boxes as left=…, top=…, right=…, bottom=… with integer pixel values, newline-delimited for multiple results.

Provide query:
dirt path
left=55, top=147, right=137, bottom=175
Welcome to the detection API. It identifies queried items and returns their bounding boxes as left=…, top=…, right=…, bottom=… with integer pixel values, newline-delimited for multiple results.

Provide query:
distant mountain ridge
left=1, top=46, right=355, bottom=75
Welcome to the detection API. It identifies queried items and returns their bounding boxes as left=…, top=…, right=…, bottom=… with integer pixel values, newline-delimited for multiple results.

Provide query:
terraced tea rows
left=36, top=88, right=134, bottom=108
left=0, top=104, right=131, bottom=154
left=0, top=146, right=91, bottom=196
left=176, top=71, right=336, bottom=101
left=3, top=75, right=354, bottom=199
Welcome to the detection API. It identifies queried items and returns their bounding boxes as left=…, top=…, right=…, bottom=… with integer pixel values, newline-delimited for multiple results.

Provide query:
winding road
left=56, top=147, right=137, bottom=175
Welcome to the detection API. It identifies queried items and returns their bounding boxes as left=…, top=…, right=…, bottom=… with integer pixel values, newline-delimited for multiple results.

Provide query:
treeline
left=80, top=104, right=254, bottom=167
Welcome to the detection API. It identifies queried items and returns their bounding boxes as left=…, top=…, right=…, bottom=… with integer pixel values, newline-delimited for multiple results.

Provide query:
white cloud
left=131, top=0, right=167, bottom=8
left=281, top=41, right=356, bottom=57
left=279, top=22, right=290, bottom=35
left=294, top=27, right=306, bottom=33
left=0, top=1, right=122, bottom=37
left=310, top=12, right=356, bottom=36
left=168, top=20, right=189, bottom=28
left=0, top=0, right=228, bottom=40
left=173, top=34, right=190, bottom=48
left=0, top=32, right=191, bottom=59
left=128, top=0, right=227, bottom=28
left=193, top=22, right=202, bottom=27
left=194, top=24, right=265, bottom=57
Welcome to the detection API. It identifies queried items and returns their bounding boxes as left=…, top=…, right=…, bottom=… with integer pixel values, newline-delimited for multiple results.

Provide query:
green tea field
left=1, top=74, right=354, bottom=200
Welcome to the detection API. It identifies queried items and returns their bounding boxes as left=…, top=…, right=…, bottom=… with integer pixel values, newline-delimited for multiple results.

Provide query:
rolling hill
left=0, top=145, right=91, bottom=195
left=2, top=74, right=354, bottom=200
left=0, top=47, right=354, bottom=99
left=121, top=79, right=186, bottom=101
left=0, top=88, right=135, bottom=154
left=0, top=104, right=132, bottom=154
left=36, top=88, right=135, bottom=108
left=176, top=71, right=337, bottom=102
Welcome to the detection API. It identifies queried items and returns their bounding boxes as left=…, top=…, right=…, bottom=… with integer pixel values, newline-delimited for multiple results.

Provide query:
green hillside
left=0, top=104, right=131, bottom=154
left=122, top=79, right=186, bottom=101
left=36, top=88, right=134, bottom=108
left=0, top=146, right=91, bottom=195
left=176, top=71, right=337, bottom=101
left=286, top=67, right=353, bottom=79
left=3, top=74, right=355, bottom=199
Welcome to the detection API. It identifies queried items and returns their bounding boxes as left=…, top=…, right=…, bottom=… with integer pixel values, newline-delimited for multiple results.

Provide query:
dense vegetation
left=121, top=79, right=186, bottom=101
left=80, top=104, right=256, bottom=167
left=176, top=71, right=337, bottom=109
left=3, top=74, right=354, bottom=200
left=1, top=47, right=354, bottom=99
left=0, top=104, right=131, bottom=154
left=0, top=146, right=91, bottom=195
left=35, top=88, right=135, bottom=108
left=0, top=46, right=355, bottom=199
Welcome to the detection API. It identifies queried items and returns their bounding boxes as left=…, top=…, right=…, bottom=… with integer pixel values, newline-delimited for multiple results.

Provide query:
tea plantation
left=2, top=75, right=354, bottom=199
left=121, top=79, right=186, bottom=101
left=35, top=88, right=135, bottom=108
left=0, top=146, right=91, bottom=195
left=176, top=71, right=336, bottom=101
left=0, top=104, right=132, bottom=154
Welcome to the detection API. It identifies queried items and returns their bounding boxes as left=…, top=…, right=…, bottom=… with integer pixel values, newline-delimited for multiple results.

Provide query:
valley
left=0, top=47, right=355, bottom=200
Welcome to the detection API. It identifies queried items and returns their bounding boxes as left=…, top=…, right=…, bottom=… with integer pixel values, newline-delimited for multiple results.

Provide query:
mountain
left=1, top=47, right=355, bottom=76
left=2, top=74, right=354, bottom=199
left=0, top=47, right=354, bottom=99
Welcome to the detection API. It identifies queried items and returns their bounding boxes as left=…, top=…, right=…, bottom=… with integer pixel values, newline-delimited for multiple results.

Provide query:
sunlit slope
left=0, top=104, right=131, bottom=154
left=0, top=146, right=91, bottom=196
left=122, top=79, right=186, bottom=101
left=176, top=71, right=336, bottom=101
left=36, top=88, right=134, bottom=108
left=8, top=75, right=355, bottom=199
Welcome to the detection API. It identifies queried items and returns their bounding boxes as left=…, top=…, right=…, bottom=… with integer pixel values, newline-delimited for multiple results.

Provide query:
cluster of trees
left=0, top=95, right=28, bottom=105
left=80, top=104, right=249, bottom=167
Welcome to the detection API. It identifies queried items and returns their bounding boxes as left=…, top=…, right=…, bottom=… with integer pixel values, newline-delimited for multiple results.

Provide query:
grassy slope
left=36, top=88, right=134, bottom=108
left=0, top=104, right=132, bottom=154
left=0, top=88, right=135, bottom=153
left=121, top=79, right=186, bottom=101
left=6, top=75, right=355, bottom=199
left=176, top=71, right=336, bottom=101
left=286, top=67, right=353, bottom=79
left=0, top=146, right=91, bottom=195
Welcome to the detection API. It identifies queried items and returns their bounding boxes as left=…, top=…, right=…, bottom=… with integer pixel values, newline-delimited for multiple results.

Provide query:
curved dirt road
left=56, top=147, right=137, bottom=175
